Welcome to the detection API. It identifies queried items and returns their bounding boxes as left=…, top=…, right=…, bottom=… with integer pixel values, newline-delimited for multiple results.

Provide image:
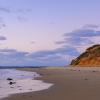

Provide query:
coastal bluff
left=70, top=44, right=100, bottom=66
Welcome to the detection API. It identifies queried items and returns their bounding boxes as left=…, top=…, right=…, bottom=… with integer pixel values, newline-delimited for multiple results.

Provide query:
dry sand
left=2, top=67, right=100, bottom=100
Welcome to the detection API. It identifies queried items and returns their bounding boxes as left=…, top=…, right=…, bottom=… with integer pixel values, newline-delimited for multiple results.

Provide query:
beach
left=2, top=67, right=100, bottom=100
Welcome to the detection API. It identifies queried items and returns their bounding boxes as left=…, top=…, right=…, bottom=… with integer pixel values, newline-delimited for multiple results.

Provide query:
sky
left=0, top=0, right=100, bottom=66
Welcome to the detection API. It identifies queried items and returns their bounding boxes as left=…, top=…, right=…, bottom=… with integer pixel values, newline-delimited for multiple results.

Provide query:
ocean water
left=0, top=69, right=53, bottom=99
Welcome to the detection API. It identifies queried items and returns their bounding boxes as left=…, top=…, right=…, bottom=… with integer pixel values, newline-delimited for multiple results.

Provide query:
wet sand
left=2, top=67, right=100, bottom=100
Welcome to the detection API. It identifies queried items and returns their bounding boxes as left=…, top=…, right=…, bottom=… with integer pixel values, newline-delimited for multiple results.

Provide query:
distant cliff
left=70, top=44, right=100, bottom=66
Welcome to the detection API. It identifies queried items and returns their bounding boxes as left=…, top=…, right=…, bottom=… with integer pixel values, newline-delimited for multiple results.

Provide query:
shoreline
left=0, top=68, right=53, bottom=100
left=2, top=67, right=100, bottom=100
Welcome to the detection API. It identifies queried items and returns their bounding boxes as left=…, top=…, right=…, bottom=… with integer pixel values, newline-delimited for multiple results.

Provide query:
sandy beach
left=2, top=67, right=100, bottom=100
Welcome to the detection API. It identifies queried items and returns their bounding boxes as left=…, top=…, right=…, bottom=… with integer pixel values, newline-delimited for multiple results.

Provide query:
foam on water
left=0, top=69, right=53, bottom=99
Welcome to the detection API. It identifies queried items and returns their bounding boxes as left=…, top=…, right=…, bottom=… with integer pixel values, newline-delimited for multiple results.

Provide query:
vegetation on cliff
left=70, top=44, right=100, bottom=66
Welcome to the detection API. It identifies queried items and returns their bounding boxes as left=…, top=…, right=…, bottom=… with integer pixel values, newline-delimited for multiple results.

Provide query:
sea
left=0, top=68, right=53, bottom=99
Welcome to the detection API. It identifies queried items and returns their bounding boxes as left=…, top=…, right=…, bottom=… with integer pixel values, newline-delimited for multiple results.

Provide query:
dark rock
left=10, top=87, right=14, bottom=88
left=84, top=78, right=88, bottom=80
left=7, top=78, right=13, bottom=81
left=9, top=82, right=16, bottom=85
left=17, top=86, right=21, bottom=88
left=92, top=70, right=98, bottom=72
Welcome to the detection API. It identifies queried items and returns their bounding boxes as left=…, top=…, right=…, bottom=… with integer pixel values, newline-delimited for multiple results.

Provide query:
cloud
left=17, top=16, right=28, bottom=22
left=1, top=25, right=100, bottom=66
left=0, top=17, right=6, bottom=29
left=56, top=25, right=100, bottom=48
left=29, top=46, right=78, bottom=59
left=27, top=46, right=79, bottom=66
left=82, top=24, right=99, bottom=29
left=0, top=49, right=17, bottom=52
left=0, top=5, right=31, bottom=26
left=55, top=24, right=100, bottom=60
left=0, top=48, right=30, bottom=66
left=56, top=37, right=93, bottom=46
left=0, top=46, right=79, bottom=66
left=0, top=48, right=28, bottom=57
left=0, top=36, right=6, bottom=40
left=56, top=25, right=100, bottom=59
left=30, top=41, right=35, bottom=44
left=0, top=6, right=31, bottom=14
left=64, top=28, right=100, bottom=38
left=17, top=9, right=32, bottom=14
left=0, top=7, right=11, bottom=13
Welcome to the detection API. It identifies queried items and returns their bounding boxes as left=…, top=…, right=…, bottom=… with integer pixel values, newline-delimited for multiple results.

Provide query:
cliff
left=70, top=44, right=100, bottom=66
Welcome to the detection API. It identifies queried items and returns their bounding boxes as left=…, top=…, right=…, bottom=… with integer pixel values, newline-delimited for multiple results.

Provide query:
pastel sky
left=0, top=0, right=100, bottom=66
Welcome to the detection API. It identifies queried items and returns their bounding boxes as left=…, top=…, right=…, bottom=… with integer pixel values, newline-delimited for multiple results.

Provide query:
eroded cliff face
left=70, top=44, right=100, bottom=66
